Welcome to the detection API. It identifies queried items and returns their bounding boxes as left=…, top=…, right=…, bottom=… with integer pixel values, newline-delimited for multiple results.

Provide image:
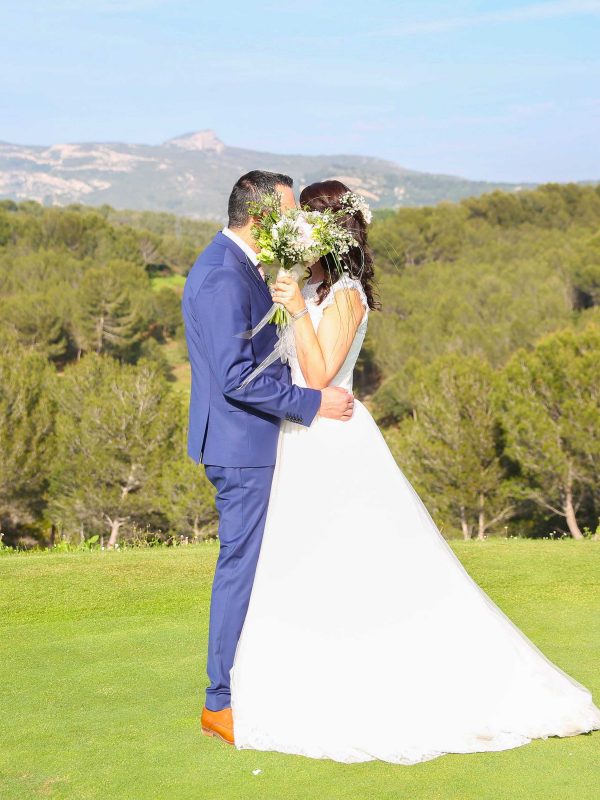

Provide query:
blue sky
left=1, top=0, right=599, bottom=182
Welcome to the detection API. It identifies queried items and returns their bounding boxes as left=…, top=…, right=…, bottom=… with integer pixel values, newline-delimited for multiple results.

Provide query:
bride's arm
left=272, top=275, right=364, bottom=390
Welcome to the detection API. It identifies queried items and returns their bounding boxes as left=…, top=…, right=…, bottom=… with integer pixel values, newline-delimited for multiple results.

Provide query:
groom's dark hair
left=228, top=170, right=293, bottom=228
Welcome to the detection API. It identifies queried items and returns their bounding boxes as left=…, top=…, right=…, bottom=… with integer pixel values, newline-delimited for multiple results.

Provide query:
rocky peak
left=163, top=130, right=225, bottom=153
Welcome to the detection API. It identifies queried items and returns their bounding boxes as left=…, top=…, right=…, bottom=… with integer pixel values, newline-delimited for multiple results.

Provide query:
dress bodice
left=289, top=275, right=369, bottom=392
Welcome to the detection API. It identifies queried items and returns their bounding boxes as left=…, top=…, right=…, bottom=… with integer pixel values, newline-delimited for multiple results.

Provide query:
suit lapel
left=243, top=259, right=273, bottom=303
left=214, top=231, right=273, bottom=303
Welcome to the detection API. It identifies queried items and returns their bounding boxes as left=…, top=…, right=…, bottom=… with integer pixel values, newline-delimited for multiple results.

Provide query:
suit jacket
left=182, top=231, right=321, bottom=466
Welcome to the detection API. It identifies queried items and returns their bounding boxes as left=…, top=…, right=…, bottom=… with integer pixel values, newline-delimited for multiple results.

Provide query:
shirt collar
left=222, top=227, right=260, bottom=266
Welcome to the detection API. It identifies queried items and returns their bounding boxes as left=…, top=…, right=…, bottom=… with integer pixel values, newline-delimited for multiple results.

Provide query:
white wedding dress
left=230, top=275, right=600, bottom=764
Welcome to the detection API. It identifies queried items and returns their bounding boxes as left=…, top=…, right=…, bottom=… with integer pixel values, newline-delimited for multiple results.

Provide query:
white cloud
left=374, top=1, right=600, bottom=36
left=24, top=0, right=169, bottom=11
left=507, top=100, right=559, bottom=117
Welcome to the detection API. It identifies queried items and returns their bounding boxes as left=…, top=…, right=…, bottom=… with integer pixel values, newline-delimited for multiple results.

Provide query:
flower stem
left=270, top=304, right=290, bottom=327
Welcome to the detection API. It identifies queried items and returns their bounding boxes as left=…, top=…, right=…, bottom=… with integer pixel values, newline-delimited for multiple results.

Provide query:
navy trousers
left=203, top=464, right=275, bottom=711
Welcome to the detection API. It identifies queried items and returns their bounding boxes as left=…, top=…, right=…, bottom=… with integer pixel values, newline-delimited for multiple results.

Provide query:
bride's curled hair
left=299, top=180, right=380, bottom=310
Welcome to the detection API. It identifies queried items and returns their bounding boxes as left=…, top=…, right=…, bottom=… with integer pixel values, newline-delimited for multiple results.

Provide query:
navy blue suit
left=182, top=231, right=321, bottom=710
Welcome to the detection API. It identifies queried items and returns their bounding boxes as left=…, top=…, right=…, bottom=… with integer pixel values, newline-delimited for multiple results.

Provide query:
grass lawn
left=1, top=540, right=599, bottom=800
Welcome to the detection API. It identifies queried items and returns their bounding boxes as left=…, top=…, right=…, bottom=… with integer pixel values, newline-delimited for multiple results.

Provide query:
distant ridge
left=0, top=129, right=533, bottom=219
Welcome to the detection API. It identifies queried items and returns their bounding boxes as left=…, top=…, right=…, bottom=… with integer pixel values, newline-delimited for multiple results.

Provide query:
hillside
left=0, top=129, right=530, bottom=219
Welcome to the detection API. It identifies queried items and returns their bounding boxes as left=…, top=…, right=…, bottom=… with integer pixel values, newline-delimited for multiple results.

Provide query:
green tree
left=388, top=354, right=514, bottom=539
left=3, top=289, right=68, bottom=360
left=500, top=326, right=600, bottom=539
left=49, top=354, right=181, bottom=547
left=74, top=260, right=152, bottom=359
left=151, top=286, right=184, bottom=341
left=43, top=208, right=103, bottom=256
left=569, top=231, right=600, bottom=308
left=159, top=456, right=216, bottom=539
left=0, top=348, right=55, bottom=539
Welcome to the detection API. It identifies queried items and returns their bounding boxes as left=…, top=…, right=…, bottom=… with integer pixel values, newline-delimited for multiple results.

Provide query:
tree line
left=367, top=182, right=600, bottom=539
left=381, top=328, right=600, bottom=540
left=0, top=184, right=599, bottom=546
left=0, top=349, right=216, bottom=548
left=0, top=200, right=218, bottom=547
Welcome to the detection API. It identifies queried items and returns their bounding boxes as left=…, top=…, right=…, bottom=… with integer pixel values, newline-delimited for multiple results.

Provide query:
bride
left=229, top=179, right=600, bottom=764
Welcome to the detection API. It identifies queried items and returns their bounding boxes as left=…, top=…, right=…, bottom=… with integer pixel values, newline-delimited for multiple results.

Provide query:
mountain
left=0, top=129, right=531, bottom=219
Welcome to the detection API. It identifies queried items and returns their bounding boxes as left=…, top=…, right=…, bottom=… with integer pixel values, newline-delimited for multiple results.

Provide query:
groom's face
left=277, top=184, right=296, bottom=212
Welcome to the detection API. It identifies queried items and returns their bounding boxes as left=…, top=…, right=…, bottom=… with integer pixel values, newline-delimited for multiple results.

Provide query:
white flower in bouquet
left=268, top=213, right=321, bottom=270
left=235, top=192, right=359, bottom=389
left=247, top=192, right=357, bottom=327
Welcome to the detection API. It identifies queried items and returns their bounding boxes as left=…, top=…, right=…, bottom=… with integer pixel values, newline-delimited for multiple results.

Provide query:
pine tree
left=159, top=456, right=216, bottom=539
left=3, top=289, right=68, bottom=360
left=389, top=354, right=514, bottom=539
left=74, top=261, right=151, bottom=360
left=0, top=348, right=55, bottom=539
left=500, top=326, right=600, bottom=539
left=49, top=354, right=181, bottom=546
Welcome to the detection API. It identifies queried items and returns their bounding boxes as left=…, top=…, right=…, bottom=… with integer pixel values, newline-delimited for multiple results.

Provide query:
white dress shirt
left=222, top=227, right=265, bottom=279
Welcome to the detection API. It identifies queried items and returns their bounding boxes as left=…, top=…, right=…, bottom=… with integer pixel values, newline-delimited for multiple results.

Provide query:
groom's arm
left=190, top=266, right=321, bottom=426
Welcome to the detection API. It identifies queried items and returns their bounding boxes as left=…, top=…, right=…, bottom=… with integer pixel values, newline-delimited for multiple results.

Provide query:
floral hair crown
left=339, top=190, right=372, bottom=225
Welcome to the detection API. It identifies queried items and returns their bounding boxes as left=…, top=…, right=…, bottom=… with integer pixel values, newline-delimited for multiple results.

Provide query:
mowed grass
left=1, top=541, right=599, bottom=800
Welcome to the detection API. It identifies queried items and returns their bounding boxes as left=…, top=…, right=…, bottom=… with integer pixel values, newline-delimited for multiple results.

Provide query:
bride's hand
left=271, top=275, right=306, bottom=316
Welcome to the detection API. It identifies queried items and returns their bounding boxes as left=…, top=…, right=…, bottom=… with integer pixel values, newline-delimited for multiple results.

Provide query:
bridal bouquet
left=235, top=192, right=356, bottom=389
left=247, top=192, right=356, bottom=327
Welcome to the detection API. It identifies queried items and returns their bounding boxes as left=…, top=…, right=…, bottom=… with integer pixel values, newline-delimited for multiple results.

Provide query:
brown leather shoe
left=201, top=706, right=234, bottom=745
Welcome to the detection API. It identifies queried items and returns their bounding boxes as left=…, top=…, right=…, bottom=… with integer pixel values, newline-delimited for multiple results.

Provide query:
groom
left=182, top=170, right=354, bottom=744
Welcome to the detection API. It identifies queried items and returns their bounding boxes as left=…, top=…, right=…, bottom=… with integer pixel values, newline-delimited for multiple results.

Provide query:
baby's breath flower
left=249, top=193, right=357, bottom=271
left=339, top=191, right=372, bottom=225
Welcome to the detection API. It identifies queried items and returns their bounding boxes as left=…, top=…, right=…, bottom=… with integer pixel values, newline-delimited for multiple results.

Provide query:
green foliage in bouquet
left=247, top=191, right=356, bottom=327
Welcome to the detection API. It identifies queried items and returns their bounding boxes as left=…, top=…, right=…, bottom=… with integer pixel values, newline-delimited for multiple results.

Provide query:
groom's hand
left=319, top=387, right=354, bottom=422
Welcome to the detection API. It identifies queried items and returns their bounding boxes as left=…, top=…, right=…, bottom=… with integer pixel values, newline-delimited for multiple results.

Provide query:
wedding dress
left=229, top=275, right=600, bottom=764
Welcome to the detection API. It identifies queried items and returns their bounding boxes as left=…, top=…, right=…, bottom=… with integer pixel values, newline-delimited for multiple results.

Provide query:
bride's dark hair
left=299, top=180, right=380, bottom=310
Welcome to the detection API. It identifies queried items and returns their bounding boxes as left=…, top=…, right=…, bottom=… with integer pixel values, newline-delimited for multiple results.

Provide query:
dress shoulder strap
left=322, top=274, right=369, bottom=315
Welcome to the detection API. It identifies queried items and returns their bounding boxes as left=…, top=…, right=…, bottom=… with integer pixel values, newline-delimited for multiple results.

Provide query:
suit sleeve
left=190, top=266, right=321, bottom=426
